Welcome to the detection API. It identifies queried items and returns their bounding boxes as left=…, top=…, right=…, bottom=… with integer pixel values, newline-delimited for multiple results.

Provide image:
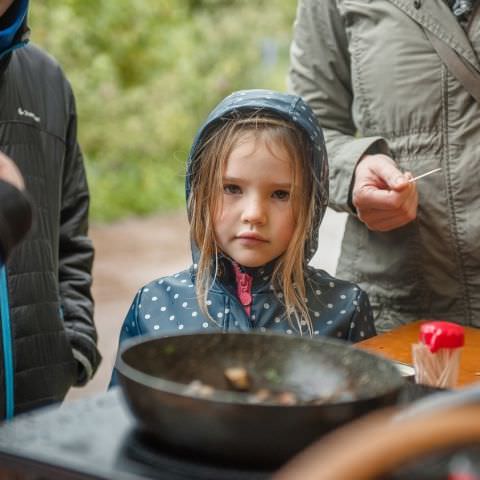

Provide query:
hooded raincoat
left=289, top=0, right=480, bottom=330
left=112, top=90, right=375, bottom=382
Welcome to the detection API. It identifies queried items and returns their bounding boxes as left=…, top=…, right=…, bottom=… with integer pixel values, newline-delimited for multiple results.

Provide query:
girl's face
left=214, top=133, right=296, bottom=268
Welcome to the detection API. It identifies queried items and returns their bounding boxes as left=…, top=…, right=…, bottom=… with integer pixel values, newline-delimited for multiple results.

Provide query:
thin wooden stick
left=407, top=167, right=442, bottom=183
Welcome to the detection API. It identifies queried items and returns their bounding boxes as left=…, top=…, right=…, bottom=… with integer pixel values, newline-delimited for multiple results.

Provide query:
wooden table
left=356, top=320, right=480, bottom=387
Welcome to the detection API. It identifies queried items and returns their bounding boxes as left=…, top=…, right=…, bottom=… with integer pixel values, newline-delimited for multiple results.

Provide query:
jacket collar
left=215, top=255, right=277, bottom=294
left=0, top=20, right=30, bottom=77
left=388, top=0, right=480, bottom=69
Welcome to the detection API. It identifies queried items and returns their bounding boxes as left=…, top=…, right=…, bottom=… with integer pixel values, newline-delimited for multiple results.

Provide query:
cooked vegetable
left=183, top=366, right=355, bottom=406
left=185, top=380, right=214, bottom=398
left=224, top=367, right=251, bottom=391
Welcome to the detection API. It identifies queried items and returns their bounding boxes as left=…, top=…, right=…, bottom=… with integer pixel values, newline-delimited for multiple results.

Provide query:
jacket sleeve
left=109, top=291, right=143, bottom=388
left=59, top=84, right=101, bottom=386
left=288, top=0, right=390, bottom=213
left=347, top=289, right=376, bottom=342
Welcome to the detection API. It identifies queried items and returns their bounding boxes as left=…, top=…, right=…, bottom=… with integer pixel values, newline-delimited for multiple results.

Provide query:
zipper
left=232, top=263, right=253, bottom=318
left=220, top=287, right=253, bottom=329
left=238, top=273, right=253, bottom=317
left=212, top=266, right=254, bottom=329
left=0, top=266, right=14, bottom=420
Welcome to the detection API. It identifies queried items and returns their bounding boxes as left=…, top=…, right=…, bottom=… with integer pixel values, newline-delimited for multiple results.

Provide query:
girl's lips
left=236, top=233, right=268, bottom=243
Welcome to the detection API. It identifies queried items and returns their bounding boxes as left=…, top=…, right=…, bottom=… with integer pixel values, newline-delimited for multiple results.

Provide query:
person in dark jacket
left=0, top=0, right=101, bottom=419
left=110, top=90, right=375, bottom=385
left=0, top=152, right=32, bottom=262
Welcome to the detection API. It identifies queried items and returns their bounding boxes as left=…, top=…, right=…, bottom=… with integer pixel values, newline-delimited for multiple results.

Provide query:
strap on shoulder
left=425, top=28, right=480, bottom=104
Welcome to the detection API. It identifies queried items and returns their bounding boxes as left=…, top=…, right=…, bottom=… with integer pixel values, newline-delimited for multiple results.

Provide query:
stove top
left=0, top=383, right=450, bottom=480
left=119, top=430, right=270, bottom=479
left=0, top=389, right=274, bottom=480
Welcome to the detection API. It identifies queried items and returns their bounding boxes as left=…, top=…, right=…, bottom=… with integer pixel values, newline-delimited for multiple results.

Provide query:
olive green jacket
left=289, top=0, right=480, bottom=330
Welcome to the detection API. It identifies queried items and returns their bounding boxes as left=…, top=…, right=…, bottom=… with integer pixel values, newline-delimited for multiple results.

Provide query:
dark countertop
left=0, top=388, right=272, bottom=480
left=0, top=383, right=444, bottom=480
left=0, top=389, right=139, bottom=480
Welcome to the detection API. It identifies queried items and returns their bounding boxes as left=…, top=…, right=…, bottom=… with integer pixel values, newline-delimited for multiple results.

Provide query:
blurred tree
left=30, top=0, right=295, bottom=221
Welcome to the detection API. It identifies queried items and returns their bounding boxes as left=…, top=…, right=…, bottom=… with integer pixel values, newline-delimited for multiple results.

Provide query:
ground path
left=66, top=209, right=347, bottom=401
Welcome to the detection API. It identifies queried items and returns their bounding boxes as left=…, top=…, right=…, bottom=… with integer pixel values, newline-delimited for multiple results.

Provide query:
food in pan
left=184, top=366, right=355, bottom=405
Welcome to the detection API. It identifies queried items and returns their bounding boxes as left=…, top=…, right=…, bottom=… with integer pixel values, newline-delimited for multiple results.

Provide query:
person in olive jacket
left=289, top=0, right=480, bottom=332
left=0, top=0, right=101, bottom=419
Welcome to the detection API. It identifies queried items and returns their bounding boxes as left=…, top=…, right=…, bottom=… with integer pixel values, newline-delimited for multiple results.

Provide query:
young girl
left=112, top=90, right=375, bottom=379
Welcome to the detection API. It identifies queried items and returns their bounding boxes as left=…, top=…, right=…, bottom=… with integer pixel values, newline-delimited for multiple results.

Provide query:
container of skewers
left=412, top=321, right=464, bottom=388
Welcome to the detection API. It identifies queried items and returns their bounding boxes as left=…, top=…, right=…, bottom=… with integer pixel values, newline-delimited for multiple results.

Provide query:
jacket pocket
left=339, top=214, right=423, bottom=298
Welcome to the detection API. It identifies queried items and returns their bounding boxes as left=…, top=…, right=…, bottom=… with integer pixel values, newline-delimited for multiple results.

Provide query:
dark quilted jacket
left=0, top=28, right=101, bottom=418
left=111, top=90, right=375, bottom=385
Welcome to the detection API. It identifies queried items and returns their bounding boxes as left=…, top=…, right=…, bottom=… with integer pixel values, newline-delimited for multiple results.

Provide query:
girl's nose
left=241, top=196, right=267, bottom=225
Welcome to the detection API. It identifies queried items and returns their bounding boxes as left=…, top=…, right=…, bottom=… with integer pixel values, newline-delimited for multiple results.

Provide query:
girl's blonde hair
left=188, top=111, right=317, bottom=335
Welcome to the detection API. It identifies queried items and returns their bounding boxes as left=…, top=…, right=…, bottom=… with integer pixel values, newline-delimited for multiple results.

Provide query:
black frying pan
left=116, top=332, right=404, bottom=467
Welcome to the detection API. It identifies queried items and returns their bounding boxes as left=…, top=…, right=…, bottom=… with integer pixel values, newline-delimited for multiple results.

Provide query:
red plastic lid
left=420, top=321, right=465, bottom=353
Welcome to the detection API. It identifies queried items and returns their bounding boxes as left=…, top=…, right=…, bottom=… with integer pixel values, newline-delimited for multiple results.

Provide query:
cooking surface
left=0, top=389, right=135, bottom=480
left=0, top=388, right=272, bottom=480
left=0, top=383, right=440, bottom=480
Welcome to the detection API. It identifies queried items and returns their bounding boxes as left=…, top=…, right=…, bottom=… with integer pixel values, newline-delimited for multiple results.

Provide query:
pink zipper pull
left=233, top=263, right=253, bottom=317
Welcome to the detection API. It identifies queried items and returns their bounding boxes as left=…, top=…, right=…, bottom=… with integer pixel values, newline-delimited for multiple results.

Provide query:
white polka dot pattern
left=117, top=236, right=375, bottom=349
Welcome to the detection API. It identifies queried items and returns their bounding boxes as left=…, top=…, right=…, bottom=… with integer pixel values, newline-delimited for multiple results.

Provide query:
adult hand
left=0, top=151, right=24, bottom=191
left=352, top=154, right=418, bottom=232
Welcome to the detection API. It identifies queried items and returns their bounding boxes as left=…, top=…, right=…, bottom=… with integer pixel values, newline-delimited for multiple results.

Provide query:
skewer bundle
left=412, top=321, right=464, bottom=388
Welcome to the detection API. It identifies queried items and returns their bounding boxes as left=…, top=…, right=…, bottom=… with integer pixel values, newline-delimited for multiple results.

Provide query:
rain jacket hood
left=185, top=89, right=329, bottom=265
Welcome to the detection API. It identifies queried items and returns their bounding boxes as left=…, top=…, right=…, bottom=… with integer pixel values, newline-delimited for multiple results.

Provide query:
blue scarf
left=0, top=0, right=28, bottom=58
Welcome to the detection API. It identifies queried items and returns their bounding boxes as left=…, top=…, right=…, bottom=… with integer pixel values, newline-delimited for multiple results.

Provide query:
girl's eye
left=272, top=190, right=290, bottom=201
left=224, top=184, right=241, bottom=195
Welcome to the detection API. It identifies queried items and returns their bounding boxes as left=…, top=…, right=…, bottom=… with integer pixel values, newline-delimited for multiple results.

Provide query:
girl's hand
left=0, top=152, right=25, bottom=191
left=352, top=154, right=418, bottom=232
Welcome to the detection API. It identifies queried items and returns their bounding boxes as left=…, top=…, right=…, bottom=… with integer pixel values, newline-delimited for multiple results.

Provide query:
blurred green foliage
left=30, top=0, right=296, bottom=221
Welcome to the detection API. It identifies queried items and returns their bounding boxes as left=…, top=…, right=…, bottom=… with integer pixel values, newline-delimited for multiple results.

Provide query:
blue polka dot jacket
left=110, top=90, right=376, bottom=385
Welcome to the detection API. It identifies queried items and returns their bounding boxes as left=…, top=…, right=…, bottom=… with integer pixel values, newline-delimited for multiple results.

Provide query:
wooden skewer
left=408, top=167, right=442, bottom=183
